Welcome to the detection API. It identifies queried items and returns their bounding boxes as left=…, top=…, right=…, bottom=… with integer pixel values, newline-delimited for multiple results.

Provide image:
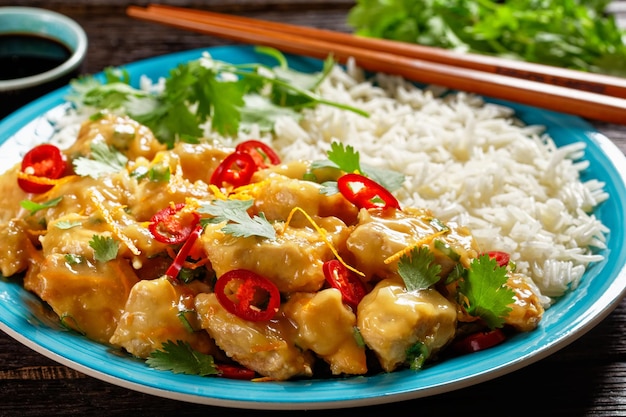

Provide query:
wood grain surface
left=0, top=1, right=625, bottom=416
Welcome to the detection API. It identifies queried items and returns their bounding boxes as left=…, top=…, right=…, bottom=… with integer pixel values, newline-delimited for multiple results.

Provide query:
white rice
left=8, top=57, right=609, bottom=308
left=270, top=60, right=609, bottom=306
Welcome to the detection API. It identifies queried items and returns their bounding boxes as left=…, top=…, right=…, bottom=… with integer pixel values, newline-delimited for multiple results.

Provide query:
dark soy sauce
left=0, top=33, right=72, bottom=80
left=0, top=33, right=76, bottom=119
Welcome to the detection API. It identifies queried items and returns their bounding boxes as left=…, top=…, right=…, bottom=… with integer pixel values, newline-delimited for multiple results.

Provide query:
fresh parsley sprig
left=198, top=199, right=276, bottom=240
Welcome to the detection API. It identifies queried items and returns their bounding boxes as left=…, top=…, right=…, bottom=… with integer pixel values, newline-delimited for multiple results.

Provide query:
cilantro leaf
left=222, top=212, right=275, bottom=239
left=405, top=342, right=429, bottom=371
left=327, top=142, right=361, bottom=174
left=20, top=196, right=63, bottom=216
left=73, top=141, right=128, bottom=178
left=198, top=199, right=276, bottom=240
left=146, top=340, right=219, bottom=376
left=89, top=235, right=119, bottom=262
left=397, top=246, right=442, bottom=291
left=312, top=141, right=405, bottom=192
left=68, top=68, right=141, bottom=110
left=239, top=94, right=301, bottom=132
left=458, top=254, right=514, bottom=329
left=54, top=220, right=82, bottom=230
left=361, top=164, right=405, bottom=192
left=64, top=254, right=84, bottom=265
left=319, top=181, right=339, bottom=196
left=67, top=49, right=367, bottom=147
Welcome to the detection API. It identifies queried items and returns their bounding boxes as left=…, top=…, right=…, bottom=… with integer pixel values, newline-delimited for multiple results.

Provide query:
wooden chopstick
left=126, top=5, right=626, bottom=125
left=146, top=4, right=626, bottom=101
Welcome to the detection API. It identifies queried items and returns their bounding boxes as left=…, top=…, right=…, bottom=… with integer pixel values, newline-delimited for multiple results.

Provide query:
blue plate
left=0, top=45, right=625, bottom=410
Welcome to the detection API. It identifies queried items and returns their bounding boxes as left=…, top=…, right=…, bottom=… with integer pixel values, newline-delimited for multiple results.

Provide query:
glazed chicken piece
left=0, top=165, right=31, bottom=223
left=283, top=289, right=368, bottom=376
left=504, top=273, right=545, bottom=332
left=33, top=175, right=169, bottom=262
left=244, top=171, right=359, bottom=227
left=194, top=293, right=315, bottom=380
left=24, top=252, right=139, bottom=343
left=357, top=278, right=457, bottom=372
left=65, top=113, right=166, bottom=162
left=201, top=220, right=350, bottom=293
left=169, top=142, right=230, bottom=185
left=128, top=149, right=212, bottom=222
left=345, top=207, right=479, bottom=282
left=0, top=219, right=35, bottom=277
left=110, top=276, right=217, bottom=358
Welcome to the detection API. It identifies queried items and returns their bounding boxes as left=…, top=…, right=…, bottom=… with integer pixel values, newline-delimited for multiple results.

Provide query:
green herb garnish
left=406, top=342, right=429, bottom=370
left=198, top=199, right=276, bottom=240
left=20, top=196, right=63, bottom=215
left=313, top=141, right=405, bottom=192
left=68, top=48, right=367, bottom=147
left=397, top=246, right=442, bottom=291
left=459, top=253, right=515, bottom=329
left=146, top=340, right=219, bottom=376
left=89, top=234, right=119, bottom=262
left=348, top=0, right=626, bottom=76
left=73, top=141, right=128, bottom=178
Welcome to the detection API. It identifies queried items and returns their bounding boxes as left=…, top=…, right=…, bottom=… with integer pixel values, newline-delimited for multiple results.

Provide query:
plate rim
left=0, top=45, right=625, bottom=410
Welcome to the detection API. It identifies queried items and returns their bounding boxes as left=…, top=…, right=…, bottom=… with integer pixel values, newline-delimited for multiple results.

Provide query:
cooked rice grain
left=273, top=61, right=609, bottom=304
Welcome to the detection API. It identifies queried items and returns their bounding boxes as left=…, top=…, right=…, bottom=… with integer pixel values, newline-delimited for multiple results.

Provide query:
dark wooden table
left=1, top=1, right=626, bottom=416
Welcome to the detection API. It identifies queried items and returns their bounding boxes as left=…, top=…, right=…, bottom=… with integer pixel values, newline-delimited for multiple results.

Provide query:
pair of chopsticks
left=126, top=4, right=626, bottom=125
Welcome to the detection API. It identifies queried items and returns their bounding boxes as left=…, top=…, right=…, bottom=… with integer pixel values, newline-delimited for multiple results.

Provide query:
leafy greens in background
left=347, top=0, right=626, bottom=76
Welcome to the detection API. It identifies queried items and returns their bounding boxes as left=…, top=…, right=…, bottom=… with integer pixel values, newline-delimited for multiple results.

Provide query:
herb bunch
left=68, top=47, right=367, bottom=148
left=347, top=0, right=626, bottom=76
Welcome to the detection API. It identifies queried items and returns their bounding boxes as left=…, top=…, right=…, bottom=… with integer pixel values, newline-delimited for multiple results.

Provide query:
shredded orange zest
left=17, top=171, right=62, bottom=185
left=88, top=189, right=141, bottom=256
left=165, top=246, right=177, bottom=260
left=209, top=184, right=228, bottom=200
left=229, top=178, right=272, bottom=201
left=283, top=206, right=365, bottom=277
left=183, top=197, right=201, bottom=212
left=383, top=229, right=448, bottom=265
left=17, top=171, right=78, bottom=186
left=182, top=257, right=210, bottom=270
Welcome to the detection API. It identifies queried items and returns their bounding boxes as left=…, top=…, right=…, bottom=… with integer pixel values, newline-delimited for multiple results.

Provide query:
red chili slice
left=337, top=173, right=401, bottom=210
left=485, top=251, right=510, bottom=267
left=452, top=329, right=506, bottom=354
left=214, top=269, right=281, bottom=322
left=165, top=224, right=204, bottom=281
left=149, top=203, right=200, bottom=245
left=323, top=259, right=367, bottom=310
left=235, top=140, right=281, bottom=169
left=18, top=143, right=67, bottom=193
left=216, top=364, right=257, bottom=380
left=210, top=151, right=257, bottom=188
